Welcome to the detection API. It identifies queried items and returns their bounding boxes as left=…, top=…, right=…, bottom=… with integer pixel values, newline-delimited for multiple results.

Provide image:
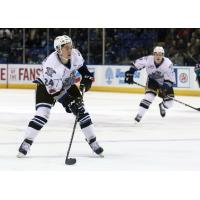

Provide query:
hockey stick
left=170, top=98, right=200, bottom=111
left=65, top=89, right=85, bottom=165
left=132, top=81, right=200, bottom=111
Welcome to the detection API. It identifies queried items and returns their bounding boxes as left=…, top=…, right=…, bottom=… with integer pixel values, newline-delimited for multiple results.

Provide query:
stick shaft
left=132, top=81, right=200, bottom=111
left=65, top=116, right=79, bottom=160
left=65, top=89, right=85, bottom=161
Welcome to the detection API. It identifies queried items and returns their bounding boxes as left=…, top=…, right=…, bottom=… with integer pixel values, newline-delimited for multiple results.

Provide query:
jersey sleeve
left=73, top=49, right=85, bottom=68
left=134, top=56, right=148, bottom=70
left=164, top=62, right=175, bottom=83
left=78, top=62, right=93, bottom=77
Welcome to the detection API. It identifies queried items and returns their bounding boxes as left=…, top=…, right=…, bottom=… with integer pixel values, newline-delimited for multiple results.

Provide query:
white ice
left=0, top=89, right=200, bottom=170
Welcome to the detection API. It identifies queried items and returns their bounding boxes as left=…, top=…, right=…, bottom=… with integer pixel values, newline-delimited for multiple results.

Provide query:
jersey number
left=44, top=78, right=54, bottom=86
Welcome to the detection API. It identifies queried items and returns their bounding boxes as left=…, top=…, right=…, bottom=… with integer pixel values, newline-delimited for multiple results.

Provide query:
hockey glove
left=57, top=85, right=83, bottom=114
left=159, top=80, right=173, bottom=98
left=68, top=97, right=85, bottom=116
left=80, top=73, right=94, bottom=92
left=162, top=80, right=173, bottom=90
left=124, top=66, right=137, bottom=84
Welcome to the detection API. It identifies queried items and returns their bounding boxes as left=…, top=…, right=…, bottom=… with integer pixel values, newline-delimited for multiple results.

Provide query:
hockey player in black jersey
left=17, top=35, right=103, bottom=158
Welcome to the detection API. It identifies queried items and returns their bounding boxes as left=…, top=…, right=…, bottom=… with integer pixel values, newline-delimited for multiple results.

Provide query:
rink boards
left=0, top=64, right=199, bottom=96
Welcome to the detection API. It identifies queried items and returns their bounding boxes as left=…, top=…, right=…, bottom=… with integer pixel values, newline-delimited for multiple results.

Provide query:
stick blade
left=196, top=108, right=200, bottom=111
left=65, top=158, right=76, bottom=165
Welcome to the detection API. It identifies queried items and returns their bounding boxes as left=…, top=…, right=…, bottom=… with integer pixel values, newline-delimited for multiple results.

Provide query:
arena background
left=0, top=28, right=200, bottom=96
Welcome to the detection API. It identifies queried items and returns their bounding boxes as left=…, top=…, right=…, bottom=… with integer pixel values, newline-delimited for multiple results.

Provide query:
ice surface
left=0, top=89, right=200, bottom=170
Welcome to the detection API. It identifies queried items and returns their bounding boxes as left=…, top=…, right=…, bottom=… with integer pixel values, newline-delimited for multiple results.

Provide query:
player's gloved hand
left=162, top=81, right=173, bottom=90
left=68, top=97, right=85, bottom=116
left=159, top=81, right=173, bottom=98
left=80, top=73, right=94, bottom=92
left=124, top=66, right=137, bottom=84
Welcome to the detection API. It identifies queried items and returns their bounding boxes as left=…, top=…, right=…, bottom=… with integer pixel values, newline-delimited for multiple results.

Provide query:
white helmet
left=153, top=46, right=165, bottom=55
left=54, top=35, right=72, bottom=51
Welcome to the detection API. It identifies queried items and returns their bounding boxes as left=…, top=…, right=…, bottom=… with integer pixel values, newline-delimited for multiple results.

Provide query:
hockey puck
left=65, top=158, right=76, bottom=165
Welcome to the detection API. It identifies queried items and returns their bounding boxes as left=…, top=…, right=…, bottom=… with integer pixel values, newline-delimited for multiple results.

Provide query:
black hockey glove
left=57, top=85, right=83, bottom=114
left=80, top=73, right=94, bottom=92
left=159, top=80, right=173, bottom=98
left=124, top=66, right=137, bottom=84
left=68, top=97, right=85, bottom=116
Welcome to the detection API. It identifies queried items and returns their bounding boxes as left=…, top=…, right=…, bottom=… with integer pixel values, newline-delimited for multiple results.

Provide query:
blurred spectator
left=0, top=29, right=23, bottom=63
left=0, top=29, right=12, bottom=63
left=25, top=29, right=47, bottom=63
left=194, top=63, right=200, bottom=87
left=171, top=51, right=185, bottom=66
left=0, top=28, right=200, bottom=66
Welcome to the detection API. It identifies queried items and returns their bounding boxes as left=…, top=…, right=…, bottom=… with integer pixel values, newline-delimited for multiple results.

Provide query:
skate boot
left=159, top=103, right=166, bottom=117
left=17, top=139, right=33, bottom=158
left=87, top=137, right=104, bottom=156
left=134, top=114, right=142, bottom=123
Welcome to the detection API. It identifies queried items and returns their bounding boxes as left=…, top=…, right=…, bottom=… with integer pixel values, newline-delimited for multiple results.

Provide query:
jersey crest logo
left=45, top=67, right=56, bottom=77
left=148, top=65, right=154, bottom=69
left=149, top=71, right=163, bottom=79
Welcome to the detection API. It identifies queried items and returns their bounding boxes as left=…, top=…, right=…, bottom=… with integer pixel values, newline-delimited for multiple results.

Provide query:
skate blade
left=17, top=152, right=26, bottom=158
left=133, top=120, right=140, bottom=126
left=98, top=153, right=104, bottom=158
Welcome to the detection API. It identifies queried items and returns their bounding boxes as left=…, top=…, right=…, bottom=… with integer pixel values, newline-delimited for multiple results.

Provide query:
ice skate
left=159, top=103, right=166, bottom=117
left=134, top=114, right=142, bottom=123
left=87, top=137, right=104, bottom=157
left=17, top=139, right=33, bottom=158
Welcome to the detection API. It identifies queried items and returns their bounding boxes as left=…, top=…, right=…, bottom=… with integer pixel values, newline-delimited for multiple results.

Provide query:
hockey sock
left=78, top=112, right=92, bottom=129
left=81, top=124, right=96, bottom=141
